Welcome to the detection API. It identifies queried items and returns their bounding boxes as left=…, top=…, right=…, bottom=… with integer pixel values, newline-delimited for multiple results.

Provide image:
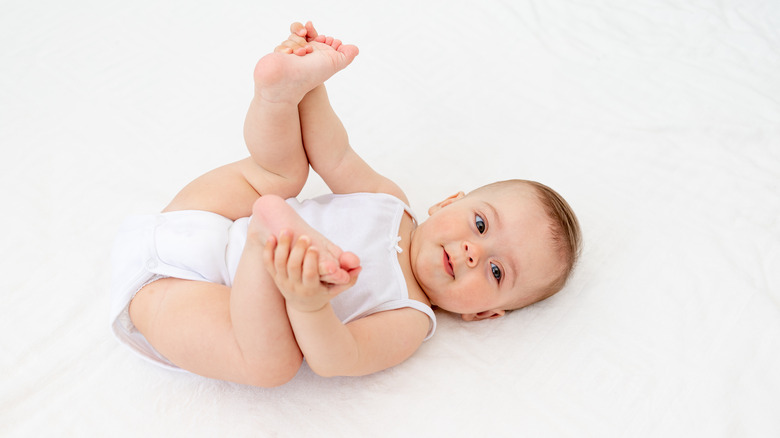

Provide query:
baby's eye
left=475, top=214, right=486, bottom=234
left=491, top=263, right=502, bottom=281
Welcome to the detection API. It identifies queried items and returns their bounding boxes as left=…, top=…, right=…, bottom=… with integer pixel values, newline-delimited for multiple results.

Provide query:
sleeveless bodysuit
left=109, top=193, right=436, bottom=370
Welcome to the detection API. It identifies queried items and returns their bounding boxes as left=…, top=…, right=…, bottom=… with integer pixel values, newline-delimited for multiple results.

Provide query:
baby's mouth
left=443, top=248, right=454, bottom=278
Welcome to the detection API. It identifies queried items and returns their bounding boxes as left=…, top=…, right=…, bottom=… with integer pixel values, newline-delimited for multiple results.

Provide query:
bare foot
left=253, top=22, right=359, bottom=104
left=248, top=195, right=360, bottom=285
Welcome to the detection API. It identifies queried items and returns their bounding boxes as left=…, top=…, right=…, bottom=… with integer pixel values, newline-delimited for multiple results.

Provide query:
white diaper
left=108, top=210, right=249, bottom=370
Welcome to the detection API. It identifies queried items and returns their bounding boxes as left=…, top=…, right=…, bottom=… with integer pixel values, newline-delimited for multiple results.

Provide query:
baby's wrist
left=286, top=299, right=330, bottom=315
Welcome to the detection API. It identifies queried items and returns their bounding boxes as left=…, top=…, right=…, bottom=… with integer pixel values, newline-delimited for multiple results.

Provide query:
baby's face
left=409, top=184, right=561, bottom=320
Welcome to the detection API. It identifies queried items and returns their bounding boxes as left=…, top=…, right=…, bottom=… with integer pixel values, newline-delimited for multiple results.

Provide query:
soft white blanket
left=2, top=0, right=778, bottom=436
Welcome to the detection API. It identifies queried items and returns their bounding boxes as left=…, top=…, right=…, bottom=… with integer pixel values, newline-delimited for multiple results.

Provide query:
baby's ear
left=461, top=309, right=505, bottom=321
left=427, top=191, right=465, bottom=216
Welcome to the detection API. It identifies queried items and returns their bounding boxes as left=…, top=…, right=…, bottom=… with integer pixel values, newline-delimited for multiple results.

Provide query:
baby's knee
left=276, top=162, right=309, bottom=199
left=245, top=355, right=303, bottom=388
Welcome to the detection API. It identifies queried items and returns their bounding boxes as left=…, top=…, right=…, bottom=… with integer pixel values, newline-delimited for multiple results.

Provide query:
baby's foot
left=253, top=22, right=359, bottom=105
left=248, top=195, right=361, bottom=285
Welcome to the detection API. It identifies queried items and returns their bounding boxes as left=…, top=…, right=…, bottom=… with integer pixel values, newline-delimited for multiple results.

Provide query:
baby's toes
left=339, top=252, right=361, bottom=271
left=312, top=35, right=342, bottom=50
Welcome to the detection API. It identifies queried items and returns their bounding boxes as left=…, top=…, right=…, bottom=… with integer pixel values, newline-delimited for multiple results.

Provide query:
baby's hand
left=274, top=22, right=345, bottom=57
left=263, top=231, right=360, bottom=313
left=274, top=21, right=317, bottom=56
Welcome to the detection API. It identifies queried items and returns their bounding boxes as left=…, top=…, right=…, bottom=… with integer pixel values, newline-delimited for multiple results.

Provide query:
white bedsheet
left=2, top=0, right=778, bottom=436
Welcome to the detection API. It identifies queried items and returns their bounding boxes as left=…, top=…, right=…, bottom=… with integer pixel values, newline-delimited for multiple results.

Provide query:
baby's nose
left=462, top=241, right=481, bottom=267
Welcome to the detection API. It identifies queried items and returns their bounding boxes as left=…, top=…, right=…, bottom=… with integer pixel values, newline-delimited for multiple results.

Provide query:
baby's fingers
left=262, top=235, right=278, bottom=275
left=273, top=230, right=293, bottom=278
left=286, top=235, right=311, bottom=281
left=302, top=246, right=321, bottom=288
left=290, top=22, right=306, bottom=37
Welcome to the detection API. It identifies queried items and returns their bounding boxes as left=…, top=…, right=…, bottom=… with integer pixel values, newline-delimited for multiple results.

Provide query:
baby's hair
left=474, top=179, right=582, bottom=303
left=524, top=180, right=581, bottom=299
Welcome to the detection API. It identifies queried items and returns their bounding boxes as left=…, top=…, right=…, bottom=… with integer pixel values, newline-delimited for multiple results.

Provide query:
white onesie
left=109, top=192, right=437, bottom=370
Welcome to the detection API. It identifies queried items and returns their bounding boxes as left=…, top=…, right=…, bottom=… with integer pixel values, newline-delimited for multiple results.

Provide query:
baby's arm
left=264, top=232, right=430, bottom=377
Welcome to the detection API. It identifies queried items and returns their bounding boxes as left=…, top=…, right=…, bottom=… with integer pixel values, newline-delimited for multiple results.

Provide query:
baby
left=109, top=22, right=581, bottom=387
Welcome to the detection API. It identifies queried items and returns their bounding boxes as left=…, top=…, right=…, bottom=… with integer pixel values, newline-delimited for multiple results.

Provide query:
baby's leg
left=242, top=59, right=308, bottom=199
left=244, top=25, right=358, bottom=183
left=130, top=271, right=302, bottom=387
left=130, top=198, right=360, bottom=386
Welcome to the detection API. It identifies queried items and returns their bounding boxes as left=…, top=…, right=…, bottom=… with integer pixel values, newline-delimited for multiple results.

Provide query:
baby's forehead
left=470, top=180, right=536, bottom=199
left=470, top=183, right=546, bottom=217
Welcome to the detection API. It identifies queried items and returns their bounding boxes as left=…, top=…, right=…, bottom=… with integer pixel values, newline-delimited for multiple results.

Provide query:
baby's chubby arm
left=264, top=233, right=429, bottom=377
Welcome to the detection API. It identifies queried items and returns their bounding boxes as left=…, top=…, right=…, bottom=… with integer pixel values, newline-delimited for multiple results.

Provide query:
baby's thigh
left=130, top=278, right=301, bottom=384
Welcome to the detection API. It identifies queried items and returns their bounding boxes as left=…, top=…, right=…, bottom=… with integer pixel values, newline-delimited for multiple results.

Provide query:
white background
left=2, top=0, right=779, bottom=436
